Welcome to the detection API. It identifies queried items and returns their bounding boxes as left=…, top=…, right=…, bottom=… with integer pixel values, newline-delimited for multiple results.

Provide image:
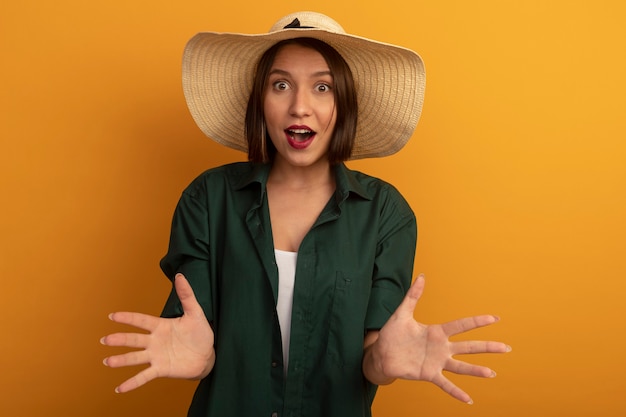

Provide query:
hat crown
left=269, top=11, right=346, bottom=34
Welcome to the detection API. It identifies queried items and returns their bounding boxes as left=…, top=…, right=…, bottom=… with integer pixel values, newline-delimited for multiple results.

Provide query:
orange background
left=1, top=0, right=625, bottom=416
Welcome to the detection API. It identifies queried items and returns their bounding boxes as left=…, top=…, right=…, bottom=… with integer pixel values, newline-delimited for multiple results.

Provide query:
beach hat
left=182, top=11, right=425, bottom=159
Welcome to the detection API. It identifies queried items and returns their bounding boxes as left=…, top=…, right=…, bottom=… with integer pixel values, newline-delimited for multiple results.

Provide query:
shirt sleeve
left=159, top=186, right=213, bottom=321
left=364, top=187, right=417, bottom=330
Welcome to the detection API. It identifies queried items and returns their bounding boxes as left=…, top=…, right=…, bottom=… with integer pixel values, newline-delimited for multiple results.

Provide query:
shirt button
left=271, top=413, right=278, bottom=417
left=271, top=362, right=278, bottom=368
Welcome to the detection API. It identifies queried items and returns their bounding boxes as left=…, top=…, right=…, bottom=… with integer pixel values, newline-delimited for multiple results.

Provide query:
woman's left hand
left=362, top=274, right=511, bottom=404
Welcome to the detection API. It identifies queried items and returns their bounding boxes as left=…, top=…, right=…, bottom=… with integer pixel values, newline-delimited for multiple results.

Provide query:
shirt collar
left=232, top=163, right=271, bottom=192
left=333, top=163, right=373, bottom=202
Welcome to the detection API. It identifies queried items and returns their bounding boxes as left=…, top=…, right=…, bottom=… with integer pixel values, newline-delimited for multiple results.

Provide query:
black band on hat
left=283, top=18, right=315, bottom=29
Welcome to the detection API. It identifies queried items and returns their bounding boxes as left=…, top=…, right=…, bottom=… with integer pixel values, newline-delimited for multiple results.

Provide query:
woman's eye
left=316, top=83, right=332, bottom=93
left=273, top=81, right=289, bottom=91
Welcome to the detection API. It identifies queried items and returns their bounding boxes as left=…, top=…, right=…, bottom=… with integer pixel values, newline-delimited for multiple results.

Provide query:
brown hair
left=245, top=37, right=358, bottom=164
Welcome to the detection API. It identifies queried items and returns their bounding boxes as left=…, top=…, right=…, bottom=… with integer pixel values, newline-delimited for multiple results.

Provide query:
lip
left=284, top=125, right=316, bottom=150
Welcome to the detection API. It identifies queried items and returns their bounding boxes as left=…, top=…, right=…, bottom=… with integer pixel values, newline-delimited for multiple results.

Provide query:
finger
left=174, top=274, right=204, bottom=318
left=395, top=274, right=425, bottom=317
left=115, top=366, right=159, bottom=393
left=445, top=358, right=496, bottom=378
left=104, top=350, right=150, bottom=369
left=451, top=340, right=511, bottom=356
left=108, top=311, right=161, bottom=332
left=431, top=372, right=473, bottom=404
left=100, top=332, right=150, bottom=349
left=441, top=314, right=500, bottom=337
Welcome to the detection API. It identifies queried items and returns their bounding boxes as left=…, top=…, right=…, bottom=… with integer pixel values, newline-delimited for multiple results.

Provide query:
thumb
left=174, top=273, right=203, bottom=317
left=395, top=274, right=425, bottom=317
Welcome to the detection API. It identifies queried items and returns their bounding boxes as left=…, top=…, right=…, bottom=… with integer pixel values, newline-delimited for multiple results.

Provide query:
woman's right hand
left=101, top=274, right=215, bottom=393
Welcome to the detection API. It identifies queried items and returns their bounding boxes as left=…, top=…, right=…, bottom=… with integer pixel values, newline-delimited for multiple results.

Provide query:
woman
left=102, top=12, right=510, bottom=417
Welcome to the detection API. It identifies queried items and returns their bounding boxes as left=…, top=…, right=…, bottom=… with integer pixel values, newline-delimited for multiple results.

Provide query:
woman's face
left=263, top=44, right=337, bottom=169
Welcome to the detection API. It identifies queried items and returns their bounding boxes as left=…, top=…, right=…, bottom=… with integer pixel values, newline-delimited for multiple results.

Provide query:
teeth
left=289, top=129, right=312, bottom=134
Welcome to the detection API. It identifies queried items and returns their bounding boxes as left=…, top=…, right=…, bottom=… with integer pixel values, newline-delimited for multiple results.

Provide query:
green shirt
left=160, top=162, right=416, bottom=417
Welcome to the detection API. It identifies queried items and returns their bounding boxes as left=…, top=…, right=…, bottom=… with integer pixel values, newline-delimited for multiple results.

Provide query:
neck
left=268, top=158, right=335, bottom=190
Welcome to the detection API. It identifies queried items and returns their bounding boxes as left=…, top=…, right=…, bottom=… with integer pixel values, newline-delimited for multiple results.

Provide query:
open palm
left=101, top=274, right=215, bottom=393
left=373, top=275, right=510, bottom=404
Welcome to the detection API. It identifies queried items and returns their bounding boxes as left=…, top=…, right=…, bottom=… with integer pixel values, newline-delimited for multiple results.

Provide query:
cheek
left=263, top=100, right=279, bottom=130
left=262, top=106, right=283, bottom=144
left=325, top=98, right=338, bottom=123
left=323, top=106, right=338, bottom=134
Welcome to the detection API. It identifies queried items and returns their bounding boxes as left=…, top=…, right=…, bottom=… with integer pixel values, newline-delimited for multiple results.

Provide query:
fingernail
left=467, top=399, right=474, bottom=405
left=100, top=337, right=106, bottom=345
left=102, top=358, right=109, bottom=367
left=490, top=371, right=497, bottom=378
left=108, top=313, right=114, bottom=320
left=114, top=387, right=120, bottom=394
left=506, top=345, right=512, bottom=352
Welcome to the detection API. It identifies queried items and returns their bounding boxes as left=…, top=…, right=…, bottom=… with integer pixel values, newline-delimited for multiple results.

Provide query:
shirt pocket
left=326, top=271, right=371, bottom=367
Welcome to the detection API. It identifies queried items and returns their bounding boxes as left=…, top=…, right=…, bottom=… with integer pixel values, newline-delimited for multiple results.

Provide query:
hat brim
left=183, top=27, right=425, bottom=159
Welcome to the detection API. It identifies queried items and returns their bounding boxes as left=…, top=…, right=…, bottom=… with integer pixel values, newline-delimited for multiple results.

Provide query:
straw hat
left=182, top=11, right=425, bottom=159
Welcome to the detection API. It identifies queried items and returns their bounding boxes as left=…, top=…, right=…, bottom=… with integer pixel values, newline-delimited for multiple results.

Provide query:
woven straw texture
left=182, top=11, right=425, bottom=159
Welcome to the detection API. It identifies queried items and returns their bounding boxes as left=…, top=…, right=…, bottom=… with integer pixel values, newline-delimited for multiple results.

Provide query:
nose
left=289, top=88, right=312, bottom=118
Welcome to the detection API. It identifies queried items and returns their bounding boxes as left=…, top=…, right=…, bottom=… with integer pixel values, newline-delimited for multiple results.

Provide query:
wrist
left=363, top=336, right=396, bottom=385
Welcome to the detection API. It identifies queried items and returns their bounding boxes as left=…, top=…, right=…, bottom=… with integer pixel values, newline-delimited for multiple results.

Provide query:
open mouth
left=286, top=128, right=316, bottom=142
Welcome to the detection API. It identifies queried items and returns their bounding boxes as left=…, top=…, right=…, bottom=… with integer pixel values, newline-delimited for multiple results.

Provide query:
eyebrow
left=269, top=69, right=333, bottom=78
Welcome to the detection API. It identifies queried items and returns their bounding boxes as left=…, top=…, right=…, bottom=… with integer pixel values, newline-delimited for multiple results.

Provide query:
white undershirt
left=274, top=249, right=297, bottom=375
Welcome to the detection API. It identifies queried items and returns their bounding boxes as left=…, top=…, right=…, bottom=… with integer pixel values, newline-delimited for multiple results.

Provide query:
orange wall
left=1, top=0, right=625, bottom=416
